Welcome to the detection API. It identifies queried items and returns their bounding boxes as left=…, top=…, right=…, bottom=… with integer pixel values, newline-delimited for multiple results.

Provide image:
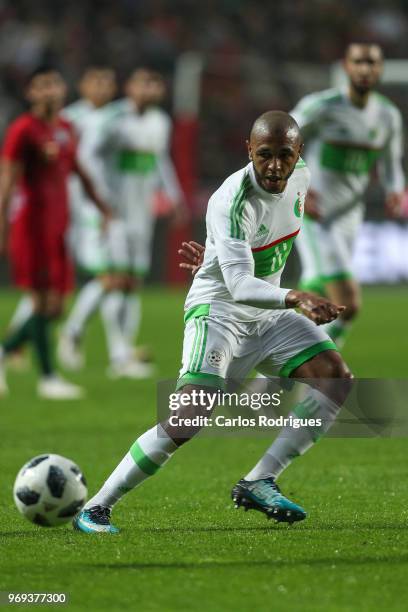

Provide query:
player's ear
left=246, top=140, right=252, bottom=160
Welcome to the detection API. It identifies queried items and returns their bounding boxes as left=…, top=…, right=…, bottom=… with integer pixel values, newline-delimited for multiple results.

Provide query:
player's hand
left=178, top=241, right=205, bottom=276
left=285, top=289, right=345, bottom=325
left=385, top=192, right=404, bottom=219
left=304, top=189, right=321, bottom=220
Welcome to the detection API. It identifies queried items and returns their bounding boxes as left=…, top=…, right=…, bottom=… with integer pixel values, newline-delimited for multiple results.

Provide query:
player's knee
left=293, top=350, right=351, bottom=379
left=321, top=350, right=352, bottom=379
left=294, top=351, right=353, bottom=405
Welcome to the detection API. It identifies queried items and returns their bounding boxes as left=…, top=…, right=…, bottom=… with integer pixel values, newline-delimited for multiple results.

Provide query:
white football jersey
left=62, top=98, right=127, bottom=221
left=291, top=88, right=404, bottom=221
left=99, top=101, right=182, bottom=228
left=185, top=160, right=310, bottom=322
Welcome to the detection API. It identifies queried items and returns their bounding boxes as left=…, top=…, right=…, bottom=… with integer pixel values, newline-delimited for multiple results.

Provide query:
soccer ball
left=13, top=454, right=88, bottom=527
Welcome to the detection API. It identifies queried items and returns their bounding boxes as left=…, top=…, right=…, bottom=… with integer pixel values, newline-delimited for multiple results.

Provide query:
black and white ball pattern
left=13, top=454, right=88, bottom=527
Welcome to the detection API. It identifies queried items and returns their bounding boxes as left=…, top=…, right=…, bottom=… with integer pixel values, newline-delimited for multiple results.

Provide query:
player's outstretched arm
left=178, top=241, right=205, bottom=276
left=285, top=289, right=345, bottom=325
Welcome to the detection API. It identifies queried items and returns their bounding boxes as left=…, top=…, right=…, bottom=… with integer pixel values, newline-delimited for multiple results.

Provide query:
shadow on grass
left=88, top=553, right=408, bottom=571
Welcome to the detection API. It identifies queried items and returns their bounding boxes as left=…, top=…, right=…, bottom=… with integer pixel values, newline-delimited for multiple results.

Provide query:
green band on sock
left=130, top=441, right=161, bottom=476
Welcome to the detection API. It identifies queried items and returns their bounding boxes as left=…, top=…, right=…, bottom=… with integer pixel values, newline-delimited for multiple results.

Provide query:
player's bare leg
left=321, top=278, right=361, bottom=348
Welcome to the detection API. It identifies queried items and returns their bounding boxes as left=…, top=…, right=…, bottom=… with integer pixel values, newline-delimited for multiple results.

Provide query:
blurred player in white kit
left=59, top=66, right=185, bottom=377
left=291, top=43, right=405, bottom=347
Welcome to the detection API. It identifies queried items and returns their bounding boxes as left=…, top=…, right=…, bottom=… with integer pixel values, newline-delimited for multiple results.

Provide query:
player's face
left=26, top=71, right=67, bottom=110
left=344, top=45, right=383, bottom=95
left=126, top=70, right=165, bottom=108
left=80, top=70, right=117, bottom=107
left=248, top=130, right=302, bottom=194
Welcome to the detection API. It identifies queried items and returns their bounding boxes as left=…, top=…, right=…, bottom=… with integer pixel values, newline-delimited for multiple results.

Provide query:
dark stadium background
left=0, top=0, right=407, bottom=285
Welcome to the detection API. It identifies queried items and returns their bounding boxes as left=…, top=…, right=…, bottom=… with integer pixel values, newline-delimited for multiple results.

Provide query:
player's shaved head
left=250, top=111, right=302, bottom=147
left=247, top=111, right=303, bottom=194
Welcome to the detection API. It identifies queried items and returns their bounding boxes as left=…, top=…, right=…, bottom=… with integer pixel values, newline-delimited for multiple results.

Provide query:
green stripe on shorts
left=176, top=372, right=225, bottom=391
left=184, top=304, right=210, bottom=323
left=279, top=340, right=338, bottom=378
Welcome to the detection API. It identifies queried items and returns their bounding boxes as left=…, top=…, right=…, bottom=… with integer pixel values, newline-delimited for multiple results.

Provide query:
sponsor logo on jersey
left=256, top=223, right=269, bottom=237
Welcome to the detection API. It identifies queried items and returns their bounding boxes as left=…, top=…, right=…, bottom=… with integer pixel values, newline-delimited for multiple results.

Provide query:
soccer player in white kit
left=57, top=66, right=127, bottom=370
left=74, top=111, right=352, bottom=534
left=291, top=43, right=405, bottom=347
left=92, top=67, right=186, bottom=377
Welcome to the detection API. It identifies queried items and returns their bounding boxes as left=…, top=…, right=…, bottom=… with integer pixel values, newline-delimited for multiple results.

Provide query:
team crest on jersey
left=207, top=349, right=226, bottom=369
left=294, top=193, right=304, bottom=218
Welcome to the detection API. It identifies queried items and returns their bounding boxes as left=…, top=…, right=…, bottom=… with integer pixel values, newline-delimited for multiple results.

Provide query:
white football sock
left=8, top=296, right=33, bottom=332
left=122, top=293, right=141, bottom=346
left=63, top=279, right=105, bottom=339
left=85, top=425, right=178, bottom=509
left=100, top=291, right=130, bottom=364
left=245, top=388, right=341, bottom=481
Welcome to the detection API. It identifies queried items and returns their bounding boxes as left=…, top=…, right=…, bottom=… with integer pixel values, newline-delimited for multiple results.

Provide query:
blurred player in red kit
left=0, top=65, right=112, bottom=399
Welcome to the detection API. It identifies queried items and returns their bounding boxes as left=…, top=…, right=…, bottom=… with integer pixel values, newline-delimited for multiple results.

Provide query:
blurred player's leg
left=100, top=221, right=153, bottom=378
left=3, top=295, right=33, bottom=371
left=1, top=290, right=84, bottom=399
left=121, top=291, right=141, bottom=348
left=296, top=213, right=361, bottom=348
left=8, top=295, right=33, bottom=331
left=320, top=277, right=361, bottom=348
left=58, top=278, right=105, bottom=369
left=101, top=289, right=129, bottom=368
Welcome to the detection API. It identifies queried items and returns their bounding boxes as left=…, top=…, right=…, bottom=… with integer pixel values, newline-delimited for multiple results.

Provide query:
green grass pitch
left=1, top=286, right=408, bottom=611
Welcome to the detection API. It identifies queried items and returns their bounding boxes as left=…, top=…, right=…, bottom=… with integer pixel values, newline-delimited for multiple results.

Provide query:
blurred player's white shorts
left=71, top=217, right=154, bottom=277
left=69, top=206, right=108, bottom=274
left=177, top=308, right=337, bottom=389
left=105, top=218, right=154, bottom=277
left=295, top=206, right=363, bottom=291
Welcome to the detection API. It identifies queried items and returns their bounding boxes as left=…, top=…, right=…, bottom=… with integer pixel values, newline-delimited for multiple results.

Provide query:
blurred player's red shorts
left=8, top=227, right=73, bottom=294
